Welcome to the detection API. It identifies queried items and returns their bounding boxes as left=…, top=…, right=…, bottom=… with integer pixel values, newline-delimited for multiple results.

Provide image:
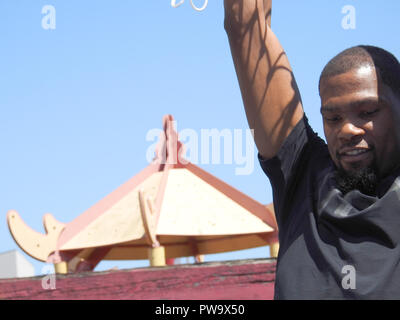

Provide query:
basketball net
left=171, top=0, right=208, bottom=12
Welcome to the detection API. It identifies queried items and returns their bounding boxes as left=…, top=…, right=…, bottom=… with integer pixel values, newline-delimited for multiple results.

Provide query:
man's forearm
left=224, top=0, right=303, bottom=159
left=224, top=0, right=271, bottom=35
left=224, top=0, right=265, bottom=39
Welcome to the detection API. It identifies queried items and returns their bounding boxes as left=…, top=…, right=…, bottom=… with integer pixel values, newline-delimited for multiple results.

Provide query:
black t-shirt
left=259, top=115, right=400, bottom=299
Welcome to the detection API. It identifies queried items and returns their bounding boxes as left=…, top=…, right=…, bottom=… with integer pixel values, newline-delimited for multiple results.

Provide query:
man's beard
left=334, top=165, right=379, bottom=196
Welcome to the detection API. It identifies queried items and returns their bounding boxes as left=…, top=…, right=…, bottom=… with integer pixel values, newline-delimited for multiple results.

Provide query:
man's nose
left=338, top=121, right=365, bottom=142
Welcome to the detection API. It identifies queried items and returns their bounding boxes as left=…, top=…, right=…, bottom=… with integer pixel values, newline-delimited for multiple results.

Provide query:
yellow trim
left=54, top=262, right=68, bottom=274
left=148, top=246, right=166, bottom=267
left=270, top=243, right=279, bottom=258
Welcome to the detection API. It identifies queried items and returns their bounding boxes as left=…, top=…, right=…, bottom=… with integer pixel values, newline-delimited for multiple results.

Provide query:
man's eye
left=362, top=109, right=379, bottom=117
left=324, top=116, right=341, bottom=123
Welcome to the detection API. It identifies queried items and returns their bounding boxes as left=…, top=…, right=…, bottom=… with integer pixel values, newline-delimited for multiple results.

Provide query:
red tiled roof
left=0, top=258, right=276, bottom=300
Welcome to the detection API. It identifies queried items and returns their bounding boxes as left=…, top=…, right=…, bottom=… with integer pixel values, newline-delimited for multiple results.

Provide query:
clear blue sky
left=1, top=1, right=399, bottom=276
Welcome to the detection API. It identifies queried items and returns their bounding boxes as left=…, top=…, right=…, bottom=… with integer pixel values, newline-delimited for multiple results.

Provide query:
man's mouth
left=341, top=149, right=370, bottom=156
left=337, top=147, right=373, bottom=164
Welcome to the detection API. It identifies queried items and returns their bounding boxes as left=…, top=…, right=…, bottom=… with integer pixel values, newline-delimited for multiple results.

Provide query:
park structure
left=4, top=114, right=278, bottom=299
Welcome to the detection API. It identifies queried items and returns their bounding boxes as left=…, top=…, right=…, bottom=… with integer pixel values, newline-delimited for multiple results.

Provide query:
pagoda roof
left=7, top=115, right=277, bottom=272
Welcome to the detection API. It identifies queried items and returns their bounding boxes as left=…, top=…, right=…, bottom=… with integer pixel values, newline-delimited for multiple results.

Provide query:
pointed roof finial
left=153, top=114, right=186, bottom=166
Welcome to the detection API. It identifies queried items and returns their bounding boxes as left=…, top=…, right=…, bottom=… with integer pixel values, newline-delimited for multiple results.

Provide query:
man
left=224, top=0, right=400, bottom=299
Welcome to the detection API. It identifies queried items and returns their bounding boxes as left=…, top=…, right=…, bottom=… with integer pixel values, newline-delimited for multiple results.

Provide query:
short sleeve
left=258, top=115, right=326, bottom=227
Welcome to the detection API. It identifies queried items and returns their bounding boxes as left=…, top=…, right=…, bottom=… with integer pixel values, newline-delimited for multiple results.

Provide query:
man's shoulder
left=292, top=115, right=330, bottom=167
left=258, top=114, right=331, bottom=179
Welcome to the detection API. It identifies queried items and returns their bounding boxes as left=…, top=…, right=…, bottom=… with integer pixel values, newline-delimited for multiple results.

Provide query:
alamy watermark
left=40, top=4, right=356, bottom=30
left=145, top=121, right=255, bottom=175
left=341, top=265, right=356, bottom=290
left=41, top=5, right=56, bottom=30
left=41, top=264, right=56, bottom=290
left=341, top=5, right=356, bottom=30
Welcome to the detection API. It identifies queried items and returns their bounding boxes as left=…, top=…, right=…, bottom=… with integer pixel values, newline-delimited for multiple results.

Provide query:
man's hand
left=224, top=0, right=303, bottom=159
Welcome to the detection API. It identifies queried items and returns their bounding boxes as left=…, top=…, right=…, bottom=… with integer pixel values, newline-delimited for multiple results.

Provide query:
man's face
left=320, top=65, right=400, bottom=179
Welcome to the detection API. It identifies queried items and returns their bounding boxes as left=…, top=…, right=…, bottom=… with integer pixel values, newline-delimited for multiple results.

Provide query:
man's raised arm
left=224, top=0, right=304, bottom=159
